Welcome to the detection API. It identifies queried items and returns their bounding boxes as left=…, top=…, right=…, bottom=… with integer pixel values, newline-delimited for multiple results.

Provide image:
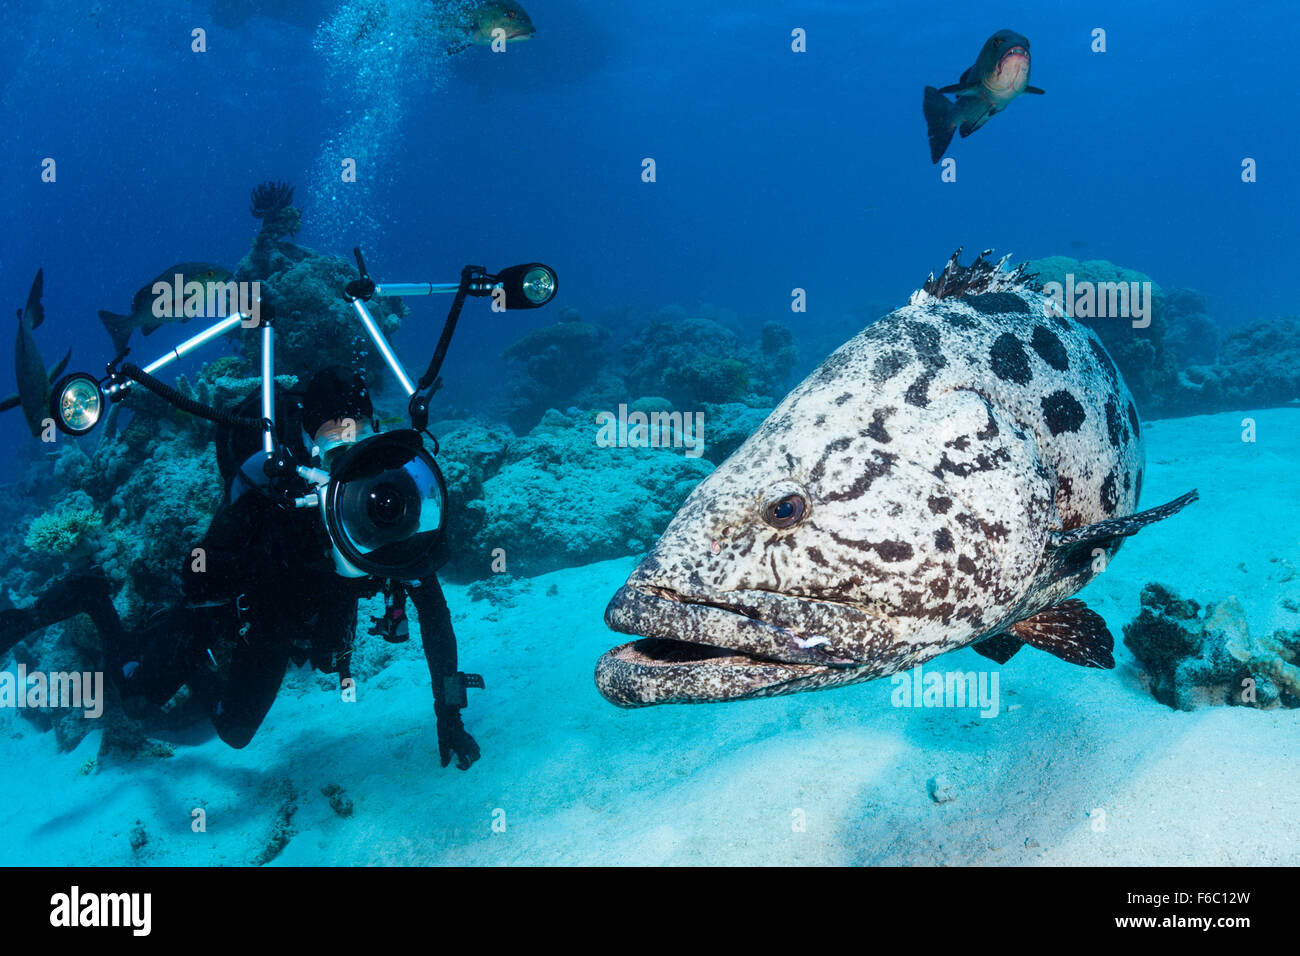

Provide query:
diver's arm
left=408, top=577, right=481, bottom=770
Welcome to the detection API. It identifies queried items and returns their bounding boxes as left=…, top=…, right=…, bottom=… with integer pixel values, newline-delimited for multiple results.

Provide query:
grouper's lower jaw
left=598, top=584, right=843, bottom=707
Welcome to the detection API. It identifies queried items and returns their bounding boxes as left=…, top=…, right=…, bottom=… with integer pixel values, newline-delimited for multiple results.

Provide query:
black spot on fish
left=975, top=405, right=999, bottom=440
left=808, top=436, right=854, bottom=483
left=934, top=528, right=954, bottom=552
left=927, top=495, right=952, bottom=514
left=1030, top=325, right=1069, bottom=371
left=906, top=321, right=948, bottom=369
left=1134, top=469, right=1143, bottom=503
left=929, top=577, right=950, bottom=598
left=820, top=450, right=897, bottom=502
left=1127, top=401, right=1141, bottom=438
left=1087, top=336, right=1118, bottom=385
left=957, top=554, right=977, bottom=575
left=989, top=333, right=1032, bottom=385
left=965, top=292, right=1030, bottom=315
left=805, top=546, right=829, bottom=568
left=904, top=371, right=934, bottom=408
left=943, top=307, right=978, bottom=330
left=1105, top=400, right=1124, bottom=448
left=1041, top=390, right=1086, bottom=435
left=834, top=392, right=853, bottom=407
left=874, top=540, right=913, bottom=563
left=1123, top=470, right=1131, bottom=494
left=1100, top=469, right=1118, bottom=514
left=871, top=349, right=909, bottom=383
left=866, top=409, right=891, bottom=443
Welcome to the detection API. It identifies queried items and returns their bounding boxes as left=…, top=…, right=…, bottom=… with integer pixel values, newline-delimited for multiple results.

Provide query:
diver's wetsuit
left=0, top=474, right=476, bottom=763
left=121, top=482, right=472, bottom=756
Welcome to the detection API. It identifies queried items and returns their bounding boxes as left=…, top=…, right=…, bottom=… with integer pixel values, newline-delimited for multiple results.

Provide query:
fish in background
left=2, top=270, right=70, bottom=440
left=597, top=250, right=1197, bottom=708
left=923, top=29, right=1044, bottom=163
left=97, top=262, right=232, bottom=360
left=442, top=0, right=536, bottom=52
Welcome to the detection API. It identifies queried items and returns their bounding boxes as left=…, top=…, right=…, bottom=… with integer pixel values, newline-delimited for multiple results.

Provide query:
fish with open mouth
left=597, top=249, right=1197, bottom=707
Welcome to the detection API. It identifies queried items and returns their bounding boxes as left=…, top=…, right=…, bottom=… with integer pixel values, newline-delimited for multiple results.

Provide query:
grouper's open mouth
left=597, top=584, right=844, bottom=707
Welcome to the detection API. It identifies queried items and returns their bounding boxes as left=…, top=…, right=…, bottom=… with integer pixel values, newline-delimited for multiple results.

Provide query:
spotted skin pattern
left=597, top=276, right=1190, bottom=708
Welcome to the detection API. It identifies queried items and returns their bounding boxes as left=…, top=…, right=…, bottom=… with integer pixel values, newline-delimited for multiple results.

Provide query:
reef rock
left=1122, top=583, right=1300, bottom=710
left=439, top=408, right=712, bottom=579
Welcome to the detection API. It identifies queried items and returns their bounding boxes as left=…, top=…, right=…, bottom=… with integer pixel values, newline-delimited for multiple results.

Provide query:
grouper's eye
left=763, top=492, right=807, bottom=529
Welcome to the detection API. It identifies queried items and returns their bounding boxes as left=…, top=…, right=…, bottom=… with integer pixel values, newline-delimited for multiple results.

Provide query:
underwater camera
left=318, top=430, right=448, bottom=579
left=57, top=248, right=556, bottom=582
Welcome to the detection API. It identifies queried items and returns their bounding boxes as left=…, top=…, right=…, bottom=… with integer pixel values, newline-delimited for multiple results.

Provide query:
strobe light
left=50, top=373, right=104, bottom=436
left=495, top=263, right=557, bottom=309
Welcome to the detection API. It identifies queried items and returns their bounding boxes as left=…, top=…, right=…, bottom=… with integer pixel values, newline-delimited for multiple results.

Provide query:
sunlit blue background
left=2, top=0, right=1293, bottom=474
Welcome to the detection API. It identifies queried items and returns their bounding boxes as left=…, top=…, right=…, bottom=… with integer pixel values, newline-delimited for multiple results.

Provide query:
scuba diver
left=0, top=366, right=481, bottom=767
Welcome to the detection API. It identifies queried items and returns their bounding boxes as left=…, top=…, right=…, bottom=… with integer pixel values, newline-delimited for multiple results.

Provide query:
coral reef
left=232, top=241, right=406, bottom=388
left=1122, top=582, right=1300, bottom=710
left=24, top=492, right=102, bottom=556
left=500, top=305, right=796, bottom=435
left=437, top=408, right=713, bottom=579
left=1176, top=316, right=1300, bottom=413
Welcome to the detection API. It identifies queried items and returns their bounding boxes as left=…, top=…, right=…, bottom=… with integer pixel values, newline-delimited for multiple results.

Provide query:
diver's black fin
left=0, top=393, right=19, bottom=413
left=98, top=309, right=133, bottom=357
left=973, top=632, right=1023, bottom=664
left=1025, top=85, right=1046, bottom=94
left=923, top=86, right=956, bottom=164
left=1048, top=490, right=1199, bottom=550
left=48, top=348, right=71, bottom=383
left=23, top=269, right=44, bottom=330
left=1009, top=599, right=1114, bottom=669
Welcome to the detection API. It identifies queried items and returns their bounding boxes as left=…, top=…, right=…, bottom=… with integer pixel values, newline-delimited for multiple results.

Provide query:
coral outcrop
left=1122, top=582, right=1300, bottom=710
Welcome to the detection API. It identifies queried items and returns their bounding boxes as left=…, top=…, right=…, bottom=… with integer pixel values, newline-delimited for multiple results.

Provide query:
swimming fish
left=98, top=262, right=233, bottom=360
left=923, top=29, right=1044, bottom=164
left=1, top=270, right=71, bottom=439
left=597, top=249, right=1197, bottom=707
left=444, top=0, right=535, bottom=52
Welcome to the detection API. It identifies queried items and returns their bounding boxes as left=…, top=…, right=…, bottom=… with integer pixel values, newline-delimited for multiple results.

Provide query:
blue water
left=1, top=0, right=1297, bottom=866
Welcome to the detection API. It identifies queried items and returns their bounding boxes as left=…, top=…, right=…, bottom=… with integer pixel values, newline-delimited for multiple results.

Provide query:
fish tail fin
left=98, top=310, right=133, bottom=357
left=923, top=86, right=957, bottom=164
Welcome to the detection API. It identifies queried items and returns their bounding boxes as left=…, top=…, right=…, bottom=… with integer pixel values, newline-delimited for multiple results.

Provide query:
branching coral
left=25, top=494, right=103, bottom=555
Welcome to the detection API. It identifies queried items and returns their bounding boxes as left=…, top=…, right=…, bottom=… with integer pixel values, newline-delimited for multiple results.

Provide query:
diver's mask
left=312, top=417, right=375, bottom=469
left=302, top=429, right=448, bottom=579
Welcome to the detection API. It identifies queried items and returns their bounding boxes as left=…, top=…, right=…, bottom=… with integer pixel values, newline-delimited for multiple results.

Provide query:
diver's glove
left=435, top=671, right=484, bottom=770
left=435, top=702, right=480, bottom=770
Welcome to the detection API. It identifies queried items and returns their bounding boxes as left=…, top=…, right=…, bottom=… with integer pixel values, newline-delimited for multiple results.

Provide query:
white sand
left=0, top=407, right=1295, bottom=866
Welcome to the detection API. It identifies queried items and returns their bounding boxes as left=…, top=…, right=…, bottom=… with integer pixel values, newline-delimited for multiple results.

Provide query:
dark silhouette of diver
left=0, top=366, right=480, bottom=767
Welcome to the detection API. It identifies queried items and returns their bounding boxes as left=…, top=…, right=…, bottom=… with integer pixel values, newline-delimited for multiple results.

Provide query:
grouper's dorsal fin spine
left=1047, top=489, right=1199, bottom=550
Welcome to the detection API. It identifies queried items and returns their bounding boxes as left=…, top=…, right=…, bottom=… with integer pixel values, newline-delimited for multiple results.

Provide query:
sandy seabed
left=0, top=408, right=1295, bottom=866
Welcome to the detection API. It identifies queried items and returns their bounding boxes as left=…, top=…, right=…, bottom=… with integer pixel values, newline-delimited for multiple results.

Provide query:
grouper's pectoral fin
left=1009, top=599, right=1114, bottom=669
left=1047, top=490, right=1199, bottom=550
left=1025, top=85, right=1046, bottom=94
